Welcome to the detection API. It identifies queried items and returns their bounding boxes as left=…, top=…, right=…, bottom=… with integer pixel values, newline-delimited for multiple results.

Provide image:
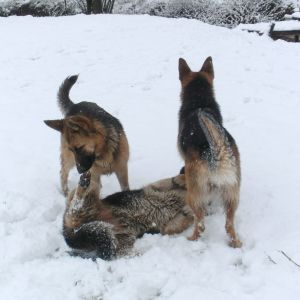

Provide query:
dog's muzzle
left=74, top=149, right=96, bottom=174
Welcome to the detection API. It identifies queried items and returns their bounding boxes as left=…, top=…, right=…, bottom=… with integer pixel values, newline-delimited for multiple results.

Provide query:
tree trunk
left=86, top=0, right=92, bottom=14
left=86, top=0, right=115, bottom=14
left=93, top=0, right=103, bottom=14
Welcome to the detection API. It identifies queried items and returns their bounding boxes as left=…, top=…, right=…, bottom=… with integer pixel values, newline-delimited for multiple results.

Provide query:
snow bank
left=0, top=14, right=300, bottom=300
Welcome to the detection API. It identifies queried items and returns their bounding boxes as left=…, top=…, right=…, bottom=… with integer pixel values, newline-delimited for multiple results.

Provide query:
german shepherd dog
left=63, top=171, right=193, bottom=260
left=44, top=75, right=129, bottom=196
left=177, top=57, right=242, bottom=248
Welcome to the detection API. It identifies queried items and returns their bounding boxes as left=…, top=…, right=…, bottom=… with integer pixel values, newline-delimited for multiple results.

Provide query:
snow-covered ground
left=0, top=14, right=300, bottom=300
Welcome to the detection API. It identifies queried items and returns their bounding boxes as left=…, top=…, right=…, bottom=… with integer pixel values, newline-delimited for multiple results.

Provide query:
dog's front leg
left=60, top=141, right=75, bottom=196
left=115, top=164, right=129, bottom=191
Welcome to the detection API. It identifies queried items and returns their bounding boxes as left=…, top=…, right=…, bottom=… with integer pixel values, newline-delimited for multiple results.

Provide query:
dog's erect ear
left=44, top=119, right=63, bottom=132
left=200, top=56, right=214, bottom=80
left=65, top=115, right=94, bottom=134
left=179, top=58, right=191, bottom=81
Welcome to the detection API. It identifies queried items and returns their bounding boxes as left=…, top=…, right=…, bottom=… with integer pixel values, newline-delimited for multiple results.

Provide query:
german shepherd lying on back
left=44, top=75, right=129, bottom=196
left=178, top=57, right=242, bottom=248
left=63, top=171, right=193, bottom=260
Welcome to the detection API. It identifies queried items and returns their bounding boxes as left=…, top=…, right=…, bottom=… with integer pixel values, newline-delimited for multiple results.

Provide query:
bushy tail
left=63, top=221, right=118, bottom=260
left=197, top=110, right=232, bottom=167
left=57, top=75, right=78, bottom=114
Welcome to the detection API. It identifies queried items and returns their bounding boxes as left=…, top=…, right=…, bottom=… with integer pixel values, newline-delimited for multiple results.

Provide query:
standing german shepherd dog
left=178, top=57, right=242, bottom=248
left=44, top=75, right=129, bottom=196
left=63, top=171, right=193, bottom=260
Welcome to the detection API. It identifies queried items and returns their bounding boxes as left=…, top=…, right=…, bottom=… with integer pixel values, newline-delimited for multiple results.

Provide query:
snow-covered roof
left=236, top=22, right=272, bottom=34
left=273, top=20, right=300, bottom=31
left=237, top=20, right=300, bottom=34
left=284, top=9, right=300, bottom=21
left=291, top=11, right=300, bottom=19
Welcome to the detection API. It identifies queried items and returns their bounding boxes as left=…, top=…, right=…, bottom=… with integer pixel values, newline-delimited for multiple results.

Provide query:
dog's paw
left=187, top=230, right=201, bottom=241
left=229, top=239, right=243, bottom=248
left=79, top=171, right=91, bottom=188
left=187, top=235, right=199, bottom=241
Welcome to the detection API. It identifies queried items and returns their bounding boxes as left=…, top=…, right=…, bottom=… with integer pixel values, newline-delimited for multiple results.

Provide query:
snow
left=236, top=22, right=271, bottom=34
left=274, top=20, right=300, bottom=31
left=1, top=14, right=300, bottom=300
left=292, top=12, right=300, bottom=19
left=236, top=20, right=300, bottom=34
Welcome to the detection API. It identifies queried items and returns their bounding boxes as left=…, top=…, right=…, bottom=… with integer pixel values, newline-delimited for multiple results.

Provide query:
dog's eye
left=68, top=147, right=74, bottom=153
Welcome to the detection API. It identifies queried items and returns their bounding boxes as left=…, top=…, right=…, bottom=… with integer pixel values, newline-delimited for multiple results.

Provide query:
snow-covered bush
left=0, top=0, right=117, bottom=16
left=114, top=0, right=294, bottom=27
left=218, top=0, right=295, bottom=27
left=0, top=0, right=294, bottom=27
left=0, top=0, right=83, bottom=17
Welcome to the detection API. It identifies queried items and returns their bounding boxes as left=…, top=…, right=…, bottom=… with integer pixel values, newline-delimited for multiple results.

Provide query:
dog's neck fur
left=179, top=80, right=223, bottom=125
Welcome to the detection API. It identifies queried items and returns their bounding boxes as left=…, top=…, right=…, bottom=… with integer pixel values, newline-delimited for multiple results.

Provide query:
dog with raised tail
left=177, top=57, right=242, bottom=248
left=44, top=75, right=130, bottom=196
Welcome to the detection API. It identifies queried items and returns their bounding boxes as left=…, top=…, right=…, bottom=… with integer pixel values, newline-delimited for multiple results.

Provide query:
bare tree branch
left=267, top=254, right=277, bottom=265
left=279, top=250, right=300, bottom=269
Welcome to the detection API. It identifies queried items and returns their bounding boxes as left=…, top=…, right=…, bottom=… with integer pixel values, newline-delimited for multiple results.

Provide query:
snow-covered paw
left=79, top=171, right=91, bottom=189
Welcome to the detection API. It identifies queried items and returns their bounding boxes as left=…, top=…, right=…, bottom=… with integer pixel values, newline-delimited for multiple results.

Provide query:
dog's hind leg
left=187, top=193, right=206, bottom=241
left=162, top=212, right=193, bottom=235
left=185, top=161, right=208, bottom=241
left=60, top=141, right=75, bottom=196
left=222, top=186, right=242, bottom=248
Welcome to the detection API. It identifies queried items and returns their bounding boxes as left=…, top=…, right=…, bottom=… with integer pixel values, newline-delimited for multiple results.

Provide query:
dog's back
left=58, top=75, right=123, bottom=131
left=178, top=57, right=240, bottom=183
left=177, top=57, right=242, bottom=247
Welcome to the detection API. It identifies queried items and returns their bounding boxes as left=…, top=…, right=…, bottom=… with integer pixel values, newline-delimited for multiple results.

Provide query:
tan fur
left=48, top=115, right=129, bottom=196
left=178, top=57, right=242, bottom=248
left=63, top=173, right=193, bottom=259
left=45, top=76, right=130, bottom=197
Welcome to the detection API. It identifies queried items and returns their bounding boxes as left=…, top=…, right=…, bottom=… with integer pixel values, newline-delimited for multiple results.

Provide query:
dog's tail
left=197, top=109, right=232, bottom=168
left=57, top=75, right=78, bottom=114
left=63, top=221, right=118, bottom=260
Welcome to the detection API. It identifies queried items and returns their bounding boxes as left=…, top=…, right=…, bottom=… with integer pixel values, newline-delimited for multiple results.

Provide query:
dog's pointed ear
left=179, top=58, right=191, bottom=81
left=200, top=56, right=214, bottom=79
left=44, top=119, right=63, bottom=132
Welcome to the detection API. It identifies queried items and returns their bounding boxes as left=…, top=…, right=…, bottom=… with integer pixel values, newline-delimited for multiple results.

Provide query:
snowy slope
left=0, top=14, right=300, bottom=300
